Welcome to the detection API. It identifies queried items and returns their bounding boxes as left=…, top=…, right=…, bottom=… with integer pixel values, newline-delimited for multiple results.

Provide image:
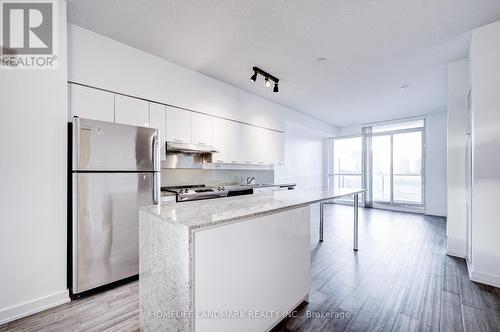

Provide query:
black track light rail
left=252, top=67, right=279, bottom=83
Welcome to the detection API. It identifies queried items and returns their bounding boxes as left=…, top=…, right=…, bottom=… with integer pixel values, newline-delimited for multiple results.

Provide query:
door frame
left=371, top=124, right=426, bottom=208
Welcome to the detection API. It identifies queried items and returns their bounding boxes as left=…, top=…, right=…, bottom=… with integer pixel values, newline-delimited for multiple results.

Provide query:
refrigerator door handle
left=153, top=171, right=159, bottom=205
left=152, top=133, right=159, bottom=204
left=152, top=133, right=159, bottom=171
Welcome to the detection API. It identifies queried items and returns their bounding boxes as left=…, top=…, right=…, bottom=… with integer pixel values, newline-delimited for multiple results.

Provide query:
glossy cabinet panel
left=114, top=94, right=150, bottom=127
left=194, top=206, right=310, bottom=331
left=166, top=106, right=192, bottom=143
left=212, top=118, right=228, bottom=163
left=192, top=113, right=213, bottom=146
left=70, top=84, right=114, bottom=122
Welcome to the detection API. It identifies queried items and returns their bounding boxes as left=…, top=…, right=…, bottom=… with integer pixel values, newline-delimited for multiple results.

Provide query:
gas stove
left=161, top=184, right=253, bottom=202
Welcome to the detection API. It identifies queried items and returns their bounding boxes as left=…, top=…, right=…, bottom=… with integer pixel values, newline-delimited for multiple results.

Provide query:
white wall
left=469, top=20, right=500, bottom=287
left=0, top=0, right=69, bottom=324
left=425, top=112, right=447, bottom=217
left=67, top=24, right=337, bottom=136
left=274, top=122, right=332, bottom=189
left=446, top=59, right=469, bottom=257
left=334, top=112, right=448, bottom=216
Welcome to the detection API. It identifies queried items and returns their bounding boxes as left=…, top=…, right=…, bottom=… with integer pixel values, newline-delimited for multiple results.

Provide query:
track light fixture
left=250, top=71, right=257, bottom=82
left=250, top=66, right=279, bottom=93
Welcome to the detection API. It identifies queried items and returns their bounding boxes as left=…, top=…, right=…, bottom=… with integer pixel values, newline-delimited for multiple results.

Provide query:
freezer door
left=72, top=172, right=158, bottom=294
left=73, top=117, right=159, bottom=172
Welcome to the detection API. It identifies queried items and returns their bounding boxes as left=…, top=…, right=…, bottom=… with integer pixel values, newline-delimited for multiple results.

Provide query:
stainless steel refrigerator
left=70, top=117, right=160, bottom=296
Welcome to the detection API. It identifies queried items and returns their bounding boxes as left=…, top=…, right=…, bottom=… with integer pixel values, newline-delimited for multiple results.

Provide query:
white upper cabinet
left=70, top=84, right=114, bottom=122
left=114, top=94, right=150, bottom=127
left=270, top=131, right=285, bottom=165
left=149, top=103, right=166, bottom=160
left=225, top=121, right=284, bottom=166
left=212, top=118, right=228, bottom=163
left=166, top=107, right=192, bottom=143
left=226, top=121, right=245, bottom=163
left=192, top=113, right=214, bottom=147
left=252, top=127, right=270, bottom=165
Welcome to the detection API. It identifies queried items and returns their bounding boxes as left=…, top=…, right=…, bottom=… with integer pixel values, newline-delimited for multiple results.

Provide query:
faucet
left=246, top=176, right=256, bottom=185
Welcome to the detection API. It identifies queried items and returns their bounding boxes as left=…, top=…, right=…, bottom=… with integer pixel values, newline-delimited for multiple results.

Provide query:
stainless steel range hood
left=163, top=141, right=218, bottom=169
left=166, top=141, right=218, bottom=154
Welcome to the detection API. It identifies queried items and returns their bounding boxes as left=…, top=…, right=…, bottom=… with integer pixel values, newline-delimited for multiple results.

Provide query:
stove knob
left=184, top=189, right=189, bottom=193
left=222, top=187, right=225, bottom=190
left=179, top=189, right=184, bottom=194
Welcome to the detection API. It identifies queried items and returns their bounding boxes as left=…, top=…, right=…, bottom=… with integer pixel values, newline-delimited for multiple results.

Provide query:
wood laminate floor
left=3, top=205, right=500, bottom=332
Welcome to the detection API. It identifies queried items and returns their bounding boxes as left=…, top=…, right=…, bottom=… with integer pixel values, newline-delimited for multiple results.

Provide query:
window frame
left=329, top=134, right=363, bottom=204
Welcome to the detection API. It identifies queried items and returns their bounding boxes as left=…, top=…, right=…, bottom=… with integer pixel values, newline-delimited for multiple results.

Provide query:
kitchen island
left=139, top=188, right=365, bottom=332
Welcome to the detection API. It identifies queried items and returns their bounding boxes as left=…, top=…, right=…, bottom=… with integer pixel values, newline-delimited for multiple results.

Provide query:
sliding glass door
left=328, top=118, right=425, bottom=209
left=372, top=125, right=424, bottom=206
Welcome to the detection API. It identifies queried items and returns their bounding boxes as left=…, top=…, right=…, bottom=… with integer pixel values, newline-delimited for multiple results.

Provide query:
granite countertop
left=141, top=187, right=365, bottom=231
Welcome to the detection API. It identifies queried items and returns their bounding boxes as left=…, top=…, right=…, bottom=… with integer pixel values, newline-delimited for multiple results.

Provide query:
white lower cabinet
left=193, top=206, right=310, bottom=332
left=70, top=84, right=115, bottom=122
left=149, top=103, right=166, bottom=160
left=114, top=94, right=150, bottom=127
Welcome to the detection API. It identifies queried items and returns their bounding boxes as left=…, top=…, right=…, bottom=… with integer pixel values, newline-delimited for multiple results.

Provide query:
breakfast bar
left=139, top=188, right=365, bottom=332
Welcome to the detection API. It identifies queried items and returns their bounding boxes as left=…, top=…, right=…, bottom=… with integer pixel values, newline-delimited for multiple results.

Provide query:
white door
left=70, top=84, right=114, bottom=122
left=114, top=94, right=150, bottom=127
left=192, top=113, right=214, bottom=146
left=149, top=103, right=166, bottom=161
left=212, top=118, right=228, bottom=163
left=165, top=107, right=192, bottom=143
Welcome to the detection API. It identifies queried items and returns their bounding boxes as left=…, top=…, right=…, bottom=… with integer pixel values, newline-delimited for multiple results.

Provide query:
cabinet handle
left=245, top=161, right=251, bottom=164
left=232, top=161, right=238, bottom=163
left=198, top=142, right=206, bottom=145
left=173, top=139, right=183, bottom=143
left=217, top=159, right=224, bottom=163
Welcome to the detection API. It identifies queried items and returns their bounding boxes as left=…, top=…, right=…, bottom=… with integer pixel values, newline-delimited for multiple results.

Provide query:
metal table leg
left=319, top=202, right=324, bottom=242
left=353, top=193, right=359, bottom=251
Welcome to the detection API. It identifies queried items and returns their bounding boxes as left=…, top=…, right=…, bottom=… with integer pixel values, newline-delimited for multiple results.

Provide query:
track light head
left=250, top=67, right=279, bottom=93
left=250, top=71, right=257, bottom=82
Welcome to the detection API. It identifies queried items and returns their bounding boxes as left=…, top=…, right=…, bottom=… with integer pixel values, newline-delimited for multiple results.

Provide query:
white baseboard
left=425, top=210, right=447, bottom=217
left=446, top=248, right=467, bottom=258
left=470, top=271, right=500, bottom=288
left=0, top=290, right=70, bottom=325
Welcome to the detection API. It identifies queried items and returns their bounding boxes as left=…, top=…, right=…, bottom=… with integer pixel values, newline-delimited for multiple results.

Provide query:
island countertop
left=140, top=187, right=366, bottom=231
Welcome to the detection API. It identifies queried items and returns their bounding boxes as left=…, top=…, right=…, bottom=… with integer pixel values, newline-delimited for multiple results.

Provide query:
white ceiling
left=67, top=0, right=500, bottom=127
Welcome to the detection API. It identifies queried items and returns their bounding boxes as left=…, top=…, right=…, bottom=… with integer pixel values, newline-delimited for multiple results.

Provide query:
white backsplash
left=161, top=169, right=275, bottom=187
